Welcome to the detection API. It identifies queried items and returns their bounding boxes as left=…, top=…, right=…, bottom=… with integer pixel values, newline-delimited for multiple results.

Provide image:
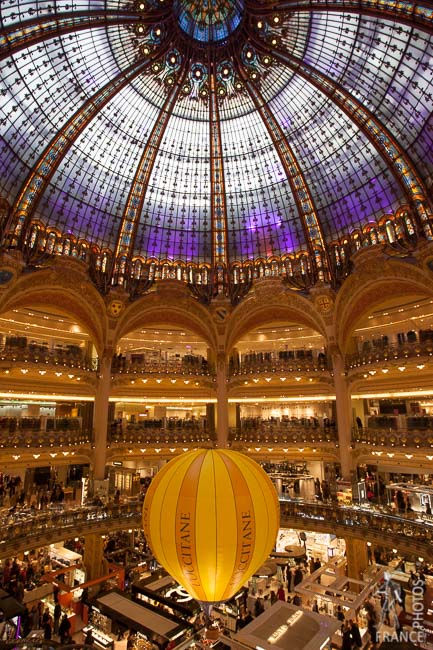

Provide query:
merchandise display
left=233, top=601, right=340, bottom=650
left=82, top=625, right=114, bottom=650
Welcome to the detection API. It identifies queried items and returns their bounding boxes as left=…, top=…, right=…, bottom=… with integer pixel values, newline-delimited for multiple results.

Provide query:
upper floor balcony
left=111, top=353, right=214, bottom=378
left=352, top=426, right=433, bottom=449
left=0, top=416, right=91, bottom=448
left=109, top=418, right=215, bottom=445
left=0, top=337, right=97, bottom=372
left=347, top=338, right=433, bottom=370
left=229, top=349, right=328, bottom=377
left=0, top=500, right=432, bottom=562
left=229, top=417, right=338, bottom=445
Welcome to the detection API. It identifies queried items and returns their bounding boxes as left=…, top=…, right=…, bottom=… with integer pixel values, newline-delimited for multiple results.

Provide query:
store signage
left=267, top=611, right=303, bottom=644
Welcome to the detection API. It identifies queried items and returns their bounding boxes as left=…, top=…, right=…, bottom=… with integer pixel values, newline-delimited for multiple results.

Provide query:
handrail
left=352, top=427, right=433, bottom=449
left=279, top=499, right=433, bottom=558
left=0, top=346, right=98, bottom=371
left=230, top=426, right=338, bottom=444
left=109, top=429, right=214, bottom=444
left=229, top=357, right=329, bottom=376
left=347, top=340, right=433, bottom=368
left=1, top=501, right=433, bottom=561
left=7, top=424, right=433, bottom=450
left=0, top=503, right=142, bottom=559
left=112, top=356, right=214, bottom=377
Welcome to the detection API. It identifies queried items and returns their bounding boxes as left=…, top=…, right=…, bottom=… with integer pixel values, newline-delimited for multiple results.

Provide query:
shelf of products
left=91, top=609, right=112, bottom=634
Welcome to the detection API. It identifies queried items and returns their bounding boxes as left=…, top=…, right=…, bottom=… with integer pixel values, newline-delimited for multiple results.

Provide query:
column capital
left=216, top=350, right=227, bottom=369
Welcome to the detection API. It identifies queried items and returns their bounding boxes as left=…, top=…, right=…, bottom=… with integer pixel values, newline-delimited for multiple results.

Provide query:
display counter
left=82, top=625, right=114, bottom=650
left=212, top=604, right=239, bottom=633
left=96, top=591, right=194, bottom=649
left=49, top=544, right=81, bottom=568
left=386, top=482, right=433, bottom=514
left=23, top=583, right=53, bottom=606
left=233, top=601, right=340, bottom=650
left=132, top=571, right=200, bottom=619
left=332, top=624, right=369, bottom=649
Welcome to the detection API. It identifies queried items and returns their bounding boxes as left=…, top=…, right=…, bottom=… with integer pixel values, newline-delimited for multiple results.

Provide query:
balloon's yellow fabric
left=143, top=449, right=280, bottom=603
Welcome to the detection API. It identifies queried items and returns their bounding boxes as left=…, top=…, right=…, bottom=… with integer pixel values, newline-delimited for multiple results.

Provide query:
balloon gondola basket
left=204, top=626, right=220, bottom=642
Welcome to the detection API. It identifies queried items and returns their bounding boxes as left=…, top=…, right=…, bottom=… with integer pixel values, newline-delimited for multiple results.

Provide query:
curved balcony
left=0, top=343, right=97, bottom=372
left=0, top=418, right=92, bottom=448
left=0, top=503, right=142, bottom=559
left=229, top=422, right=338, bottom=445
left=280, top=499, right=433, bottom=558
left=230, top=353, right=328, bottom=377
left=111, top=355, right=214, bottom=378
left=2, top=500, right=432, bottom=561
left=352, top=427, right=433, bottom=449
left=347, top=340, right=433, bottom=369
left=109, top=422, right=215, bottom=446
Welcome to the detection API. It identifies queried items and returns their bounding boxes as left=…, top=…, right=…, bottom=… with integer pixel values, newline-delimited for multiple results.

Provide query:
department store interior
left=1, top=0, right=433, bottom=647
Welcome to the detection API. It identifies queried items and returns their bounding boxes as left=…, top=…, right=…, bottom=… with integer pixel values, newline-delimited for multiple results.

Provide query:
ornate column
left=215, top=352, right=229, bottom=448
left=83, top=534, right=106, bottom=581
left=345, top=537, right=369, bottom=584
left=332, top=351, right=353, bottom=481
left=93, top=352, right=112, bottom=480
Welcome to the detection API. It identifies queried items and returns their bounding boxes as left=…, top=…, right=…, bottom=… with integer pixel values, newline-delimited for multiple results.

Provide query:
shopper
left=277, top=585, right=286, bottom=601
left=53, top=602, right=62, bottom=635
left=336, top=605, right=345, bottom=621
left=43, top=617, right=52, bottom=641
left=293, top=566, right=303, bottom=587
left=341, top=622, right=352, bottom=650
left=349, top=619, right=362, bottom=648
left=254, top=597, right=264, bottom=617
left=59, top=613, right=71, bottom=644
left=84, top=629, right=94, bottom=646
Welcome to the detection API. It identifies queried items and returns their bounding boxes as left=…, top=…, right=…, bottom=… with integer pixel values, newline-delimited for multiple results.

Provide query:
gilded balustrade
left=352, top=427, right=433, bottom=449
left=230, top=424, right=338, bottom=445
left=1, top=500, right=433, bottom=560
left=347, top=340, right=433, bottom=369
left=0, top=345, right=97, bottom=371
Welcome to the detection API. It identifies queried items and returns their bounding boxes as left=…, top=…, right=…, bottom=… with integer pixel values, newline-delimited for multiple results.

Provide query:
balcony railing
left=347, top=340, right=433, bottom=368
left=230, top=421, right=337, bottom=445
left=0, top=343, right=97, bottom=371
left=0, top=503, right=142, bottom=559
left=230, top=354, right=328, bottom=377
left=111, top=355, right=214, bottom=377
left=279, top=499, right=433, bottom=557
left=0, top=417, right=92, bottom=447
left=1, top=500, right=432, bottom=561
left=109, top=420, right=215, bottom=445
left=352, top=427, right=433, bottom=449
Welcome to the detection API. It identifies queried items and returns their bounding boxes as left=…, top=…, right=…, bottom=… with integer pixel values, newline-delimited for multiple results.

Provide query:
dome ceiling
left=0, top=0, right=432, bottom=274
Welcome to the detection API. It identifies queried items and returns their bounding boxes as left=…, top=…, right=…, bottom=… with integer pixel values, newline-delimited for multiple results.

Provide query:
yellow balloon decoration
left=142, top=448, right=280, bottom=603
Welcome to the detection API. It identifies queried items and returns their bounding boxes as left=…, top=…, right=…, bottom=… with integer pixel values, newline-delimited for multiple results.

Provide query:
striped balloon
left=142, top=449, right=280, bottom=603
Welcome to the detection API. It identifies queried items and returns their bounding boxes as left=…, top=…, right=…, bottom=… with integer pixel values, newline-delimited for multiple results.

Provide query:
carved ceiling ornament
left=0, top=250, right=25, bottom=289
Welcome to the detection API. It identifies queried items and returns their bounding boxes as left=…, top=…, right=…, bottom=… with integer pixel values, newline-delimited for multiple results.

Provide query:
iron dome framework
left=0, top=0, right=433, bottom=301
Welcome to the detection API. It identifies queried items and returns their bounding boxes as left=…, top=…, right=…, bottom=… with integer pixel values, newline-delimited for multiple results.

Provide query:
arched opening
left=109, top=323, right=216, bottom=448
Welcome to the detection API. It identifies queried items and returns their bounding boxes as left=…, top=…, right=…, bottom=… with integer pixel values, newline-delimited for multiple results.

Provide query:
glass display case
left=82, top=625, right=114, bottom=650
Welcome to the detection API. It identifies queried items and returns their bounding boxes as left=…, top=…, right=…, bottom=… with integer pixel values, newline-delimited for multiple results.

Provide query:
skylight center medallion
left=174, top=0, right=244, bottom=43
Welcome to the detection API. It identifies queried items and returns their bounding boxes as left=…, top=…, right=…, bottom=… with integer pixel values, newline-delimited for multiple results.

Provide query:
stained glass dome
left=0, top=0, right=432, bottom=288
left=174, top=0, right=244, bottom=43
